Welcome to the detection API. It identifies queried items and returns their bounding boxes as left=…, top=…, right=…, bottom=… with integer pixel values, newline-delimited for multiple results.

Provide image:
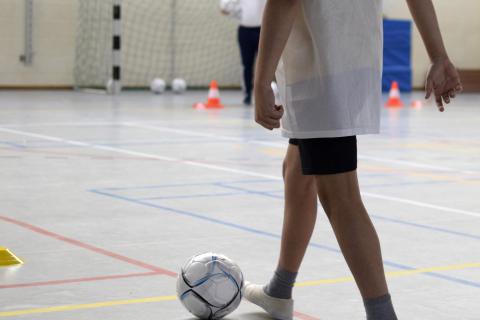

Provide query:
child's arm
left=254, top=0, right=301, bottom=130
left=406, top=0, right=462, bottom=111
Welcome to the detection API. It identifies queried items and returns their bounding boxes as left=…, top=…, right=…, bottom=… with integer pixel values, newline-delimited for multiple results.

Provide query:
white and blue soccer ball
left=172, top=78, right=187, bottom=94
left=106, top=78, right=114, bottom=94
left=176, top=252, right=244, bottom=319
left=150, top=78, right=166, bottom=94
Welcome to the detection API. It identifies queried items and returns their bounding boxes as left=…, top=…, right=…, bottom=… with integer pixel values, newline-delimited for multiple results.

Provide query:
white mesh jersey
left=276, top=0, right=384, bottom=138
left=239, top=0, right=266, bottom=27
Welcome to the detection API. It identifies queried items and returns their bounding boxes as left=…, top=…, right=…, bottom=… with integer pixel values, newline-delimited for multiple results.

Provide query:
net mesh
left=74, top=0, right=242, bottom=89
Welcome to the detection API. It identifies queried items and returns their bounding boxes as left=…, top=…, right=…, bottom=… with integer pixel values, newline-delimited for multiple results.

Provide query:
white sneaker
left=243, top=281, right=294, bottom=320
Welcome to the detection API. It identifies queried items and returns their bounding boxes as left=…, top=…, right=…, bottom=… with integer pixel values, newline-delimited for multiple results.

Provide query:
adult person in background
left=220, top=0, right=266, bottom=105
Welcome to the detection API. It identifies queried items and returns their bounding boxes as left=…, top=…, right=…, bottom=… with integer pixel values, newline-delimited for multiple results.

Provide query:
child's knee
left=315, top=175, right=363, bottom=217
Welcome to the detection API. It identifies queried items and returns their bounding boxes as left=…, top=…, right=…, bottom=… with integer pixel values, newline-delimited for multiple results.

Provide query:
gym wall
left=384, top=0, right=480, bottom=88
left=0, top=0, right=78, bottom=87
left=0, top=0, right=479, bottom=89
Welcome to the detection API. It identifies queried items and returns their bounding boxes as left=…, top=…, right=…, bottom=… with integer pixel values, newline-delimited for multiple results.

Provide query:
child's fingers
left=260, top=116, right=280, bottom=129
left=435, top=94, right=444, bottom=112
left=270, top=115, right=282, bottom=121
left=425, top=79, right=434, bottom=99
left=255, top=113, right=273, bottom=130
left=274, top=105, right=284, bottom=117
left=443, top=94, right=450, bottom=104
left=441, top=87, right=451, bottom=103
left=266, top=105, right=284, bottom=121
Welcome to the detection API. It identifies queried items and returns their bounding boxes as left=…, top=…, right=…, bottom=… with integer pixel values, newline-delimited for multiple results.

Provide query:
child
left=244, top=1, right=462, bottom=319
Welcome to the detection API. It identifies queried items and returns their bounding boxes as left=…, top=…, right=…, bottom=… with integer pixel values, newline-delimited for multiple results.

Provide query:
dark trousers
left=238, top=26, right=261, bottom=98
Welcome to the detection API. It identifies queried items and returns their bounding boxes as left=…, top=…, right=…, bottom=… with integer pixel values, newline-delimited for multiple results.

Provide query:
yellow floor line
left=385, top=262, right=480, bottom=277
left=295, top=262, right=480, bottom=287
left=0, top=296, right=177, bottom=317
left=1, top=262, right=479, bottom=317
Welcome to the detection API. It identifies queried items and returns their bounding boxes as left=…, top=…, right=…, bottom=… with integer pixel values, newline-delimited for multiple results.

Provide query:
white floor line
left=362, top=192, right=480, bottom=218
left=123, top=122, right=285, bottom=148
left=357, top=155, right=477, bottom=175
left=1, top=126, right=479, bottom=219
left=0, top=121, right=123, bottom=128
left=4, top=120, right=477, bottom=175
left=0, top=127, right=278, bottom=180
left=123, top=122, right=479, bottom=175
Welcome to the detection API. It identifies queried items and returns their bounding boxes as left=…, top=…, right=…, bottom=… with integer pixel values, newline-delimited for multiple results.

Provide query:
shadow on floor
left=179, top=312, right=271, bottom=320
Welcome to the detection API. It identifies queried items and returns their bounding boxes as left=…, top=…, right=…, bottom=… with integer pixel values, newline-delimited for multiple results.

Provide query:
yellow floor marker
left=0, top=247, right=23, bottom=267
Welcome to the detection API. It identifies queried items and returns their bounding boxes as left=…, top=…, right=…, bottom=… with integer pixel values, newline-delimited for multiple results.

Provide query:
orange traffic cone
left=385, top=81, right=403, bottom=108
left=205, top=80, right=224, bottom=109
left=193, top=80, right=224, bottom=110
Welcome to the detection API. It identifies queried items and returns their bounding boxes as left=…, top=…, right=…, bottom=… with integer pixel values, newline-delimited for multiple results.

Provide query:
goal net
left=74, top=0, right=242, bottom=90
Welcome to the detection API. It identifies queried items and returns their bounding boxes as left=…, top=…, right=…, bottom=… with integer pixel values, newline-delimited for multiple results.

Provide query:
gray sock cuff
left=363, top=293, right=392, bottom=307
left=363, top=293, right=398, bottom=320
left=263, top=267, right=298, bottom=299
left=274, top=267, right=298, bottom=284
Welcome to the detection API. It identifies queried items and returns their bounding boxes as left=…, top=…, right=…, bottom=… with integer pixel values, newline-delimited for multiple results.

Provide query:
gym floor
left=0, top=90, right=479, bottom=319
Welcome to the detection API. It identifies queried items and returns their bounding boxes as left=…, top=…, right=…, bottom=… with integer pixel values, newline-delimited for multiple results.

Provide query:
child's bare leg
left=244, top=144, right=316, bottom=320
left=315, top=170, right=388, bottom=298
left=263, top=144, right=317, bottom=300
left=315, top=170, right=397, bottom=319
left=277, top=143, right=318, bottom=272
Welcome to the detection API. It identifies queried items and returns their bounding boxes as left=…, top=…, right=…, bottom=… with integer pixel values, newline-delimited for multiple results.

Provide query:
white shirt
left=239, top=0, right=266, bottom=27
left=276, top=0, right=384, bottom=138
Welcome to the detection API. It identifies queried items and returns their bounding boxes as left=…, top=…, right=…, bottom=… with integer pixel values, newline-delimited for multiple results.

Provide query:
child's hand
left=254, top=83, right=284, bottom=130
left=425, top=58, right=462, bottom=112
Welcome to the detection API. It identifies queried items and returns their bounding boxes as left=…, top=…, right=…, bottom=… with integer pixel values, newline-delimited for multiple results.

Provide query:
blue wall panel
left=383, top=19, right=412, bottom=92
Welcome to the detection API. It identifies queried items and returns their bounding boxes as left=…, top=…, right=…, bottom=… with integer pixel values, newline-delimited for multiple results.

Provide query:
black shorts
left=289, top=136, right=357, bottom=175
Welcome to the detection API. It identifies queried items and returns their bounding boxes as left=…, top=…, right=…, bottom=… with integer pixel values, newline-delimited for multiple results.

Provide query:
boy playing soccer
left=244, top=1, right=462, bottom=319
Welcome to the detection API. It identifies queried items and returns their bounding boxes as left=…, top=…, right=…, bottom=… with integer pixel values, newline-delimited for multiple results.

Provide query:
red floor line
left=1, top=215, right=321, bottom=319
left=294, top=310, right=321, bottom=320
left=0, top=271, right=163, bottom=289
left=0, top=215, right=177, bottom=277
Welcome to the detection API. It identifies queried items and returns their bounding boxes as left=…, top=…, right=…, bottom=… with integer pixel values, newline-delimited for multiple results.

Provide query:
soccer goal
left=74, top=0, right=242, bottom=93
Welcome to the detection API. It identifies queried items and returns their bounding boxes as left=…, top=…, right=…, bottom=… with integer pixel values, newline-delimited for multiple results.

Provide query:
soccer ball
left=106, top=78, right=114, bottom=94
left=150, top=78, right=166, bottom=94
left=172, top=78, right=187, bottom=94
left=176, top=252, right=244, bottom=319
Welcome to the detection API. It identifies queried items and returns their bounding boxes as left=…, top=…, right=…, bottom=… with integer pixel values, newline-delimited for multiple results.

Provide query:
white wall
left=0, top=0, right=77, bottom=87
left=384, top=0, right=480, bottom=87
left=0, top=0, right=479, bottom=88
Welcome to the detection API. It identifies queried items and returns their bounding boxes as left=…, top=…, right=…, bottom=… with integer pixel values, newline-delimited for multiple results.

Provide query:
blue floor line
left=102, top=180, right=480, bottom=242
left=89, top=188, right=480, bottom=289
left=216, top=182, right=480, bottom=241
left=360, top=180, right=451, bottom=189
left=137, top=191, right=245, bottom=201
left=21, top=140, right=231, bottom=149
left=370, top=215, right=480, bottom=241
left=89, top=188, right=342, bottom=255
left=0, top=141, right=26, bottom=149
left=102, top=179, right=274, bottom=191
left=223, top=178, right=427, bottom=189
